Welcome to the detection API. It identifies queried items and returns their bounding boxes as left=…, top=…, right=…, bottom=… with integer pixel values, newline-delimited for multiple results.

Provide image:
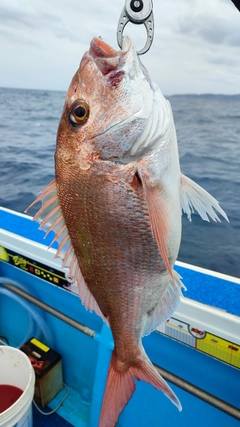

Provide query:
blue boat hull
left=0, top=207, right=239, bottom=426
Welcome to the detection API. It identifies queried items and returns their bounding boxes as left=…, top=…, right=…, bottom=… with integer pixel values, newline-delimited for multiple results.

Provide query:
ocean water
left=0, top=87, right=239, bottom=278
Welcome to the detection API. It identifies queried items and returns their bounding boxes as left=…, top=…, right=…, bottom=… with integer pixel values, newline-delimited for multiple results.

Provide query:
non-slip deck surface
left=33, top=405, right=74, bottom=427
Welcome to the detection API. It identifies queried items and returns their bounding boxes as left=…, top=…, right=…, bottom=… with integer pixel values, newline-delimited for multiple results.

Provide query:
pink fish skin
left=27, top=36, right=228, bottom=427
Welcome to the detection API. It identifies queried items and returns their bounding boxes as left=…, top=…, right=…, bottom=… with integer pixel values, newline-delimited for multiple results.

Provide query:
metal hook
left=117, top=0, right=154, bottom=55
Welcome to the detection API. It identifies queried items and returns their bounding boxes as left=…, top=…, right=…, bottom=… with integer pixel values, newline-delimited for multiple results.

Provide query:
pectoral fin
left=138, top=170, right=174, bottom=282
left=180, top=174, right=229, bottom=222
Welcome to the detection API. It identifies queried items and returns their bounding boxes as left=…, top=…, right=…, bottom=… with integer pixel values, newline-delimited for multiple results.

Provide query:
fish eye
left=69, top=100, right=89, bottom=126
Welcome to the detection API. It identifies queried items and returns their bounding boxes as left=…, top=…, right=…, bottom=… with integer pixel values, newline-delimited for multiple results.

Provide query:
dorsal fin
left=26, top=180, right=108, bottom=323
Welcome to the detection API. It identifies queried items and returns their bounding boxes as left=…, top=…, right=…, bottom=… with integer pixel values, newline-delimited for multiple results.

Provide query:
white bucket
left=0, top=346, right=35, bottom=427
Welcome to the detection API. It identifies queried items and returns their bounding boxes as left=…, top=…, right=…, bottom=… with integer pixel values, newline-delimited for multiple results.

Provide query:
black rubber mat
left=33, top=404, right=74, bottom=427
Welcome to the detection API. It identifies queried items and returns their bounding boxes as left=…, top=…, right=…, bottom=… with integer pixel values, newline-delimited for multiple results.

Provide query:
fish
left=27, top=36, right=228, bottom=427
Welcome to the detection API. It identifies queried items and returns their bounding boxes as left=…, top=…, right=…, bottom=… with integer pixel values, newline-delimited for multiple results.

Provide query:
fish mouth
left=88, top=37, right=132, bottom=75
left=89, top=38, right=119, bottom=59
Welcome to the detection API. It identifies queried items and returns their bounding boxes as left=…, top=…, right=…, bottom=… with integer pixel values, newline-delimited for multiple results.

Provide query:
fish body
left=29, top=36, right=228, bottom=427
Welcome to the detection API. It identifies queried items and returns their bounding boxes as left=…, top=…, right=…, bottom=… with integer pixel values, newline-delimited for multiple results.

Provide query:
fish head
left=56, top=36, right=163, bottom=163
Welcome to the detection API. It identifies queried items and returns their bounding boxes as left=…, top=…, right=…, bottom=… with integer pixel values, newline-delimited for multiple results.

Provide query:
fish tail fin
left=132, top=356, right=181, bottom=410
left=99, top=351, right=136, bottom=427
left=99, top=350, right=181, bottom=427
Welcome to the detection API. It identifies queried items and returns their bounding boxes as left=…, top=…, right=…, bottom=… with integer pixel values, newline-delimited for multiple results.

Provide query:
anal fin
left=143, top=270, right=185, bottom=336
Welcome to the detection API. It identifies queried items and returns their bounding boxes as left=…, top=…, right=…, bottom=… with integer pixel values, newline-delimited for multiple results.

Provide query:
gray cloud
left=177, top=10, right=240, bottom=47
left=0, top=2, right=85, bottom=48
left=0, top=4, right=61, bottom=30
left=0, top=0, right=239, bottom=94
left=0, top=0, right=118, bottom=47
left=0, top=26, right=40, bottom=47
left=209, top=54, right=240, bottom=67
left=0, top=5, right=36, bottom=29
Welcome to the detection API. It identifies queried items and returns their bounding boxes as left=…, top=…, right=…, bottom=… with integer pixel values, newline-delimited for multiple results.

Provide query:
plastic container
left=0, top=346, right=35, bottom=427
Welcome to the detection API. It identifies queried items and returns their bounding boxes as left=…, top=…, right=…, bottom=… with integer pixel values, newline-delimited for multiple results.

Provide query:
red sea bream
left=28, top=36, right=228, bottom=427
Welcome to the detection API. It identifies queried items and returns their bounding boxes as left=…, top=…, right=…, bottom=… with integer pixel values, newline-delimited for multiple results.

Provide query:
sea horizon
left=0, top=86, right=239, bottom=278
left=1, top=85, right=240, bottom=98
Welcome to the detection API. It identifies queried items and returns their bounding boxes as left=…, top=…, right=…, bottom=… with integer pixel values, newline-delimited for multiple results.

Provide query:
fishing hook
left=117, top=0, right=154, bottom=55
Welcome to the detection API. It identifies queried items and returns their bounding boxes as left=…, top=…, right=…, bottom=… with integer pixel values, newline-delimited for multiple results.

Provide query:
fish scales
left=57, top=160, right=167, bottom=325
left=27, top=35, right=228, bottom=427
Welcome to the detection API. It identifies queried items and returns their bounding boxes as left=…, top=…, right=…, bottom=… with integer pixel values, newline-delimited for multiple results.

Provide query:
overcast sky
left=0, top=0, right=239, bottom=95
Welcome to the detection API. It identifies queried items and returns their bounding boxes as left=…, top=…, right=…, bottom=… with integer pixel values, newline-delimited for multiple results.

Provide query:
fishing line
left=0, top=277, right=53, bottom=347
left=33, top=383, right=70, bottom=416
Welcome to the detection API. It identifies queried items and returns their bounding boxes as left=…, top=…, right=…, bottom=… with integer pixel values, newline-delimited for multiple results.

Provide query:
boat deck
left=0, top=207, right=239, bottom=427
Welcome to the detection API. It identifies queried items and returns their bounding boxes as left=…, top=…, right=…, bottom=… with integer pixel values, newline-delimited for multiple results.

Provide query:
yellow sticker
left=0, top=246, right=9, bottom=262
left=196, top=333, right=240, bottom=368
left=30, top=338, right=50, bottom=352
